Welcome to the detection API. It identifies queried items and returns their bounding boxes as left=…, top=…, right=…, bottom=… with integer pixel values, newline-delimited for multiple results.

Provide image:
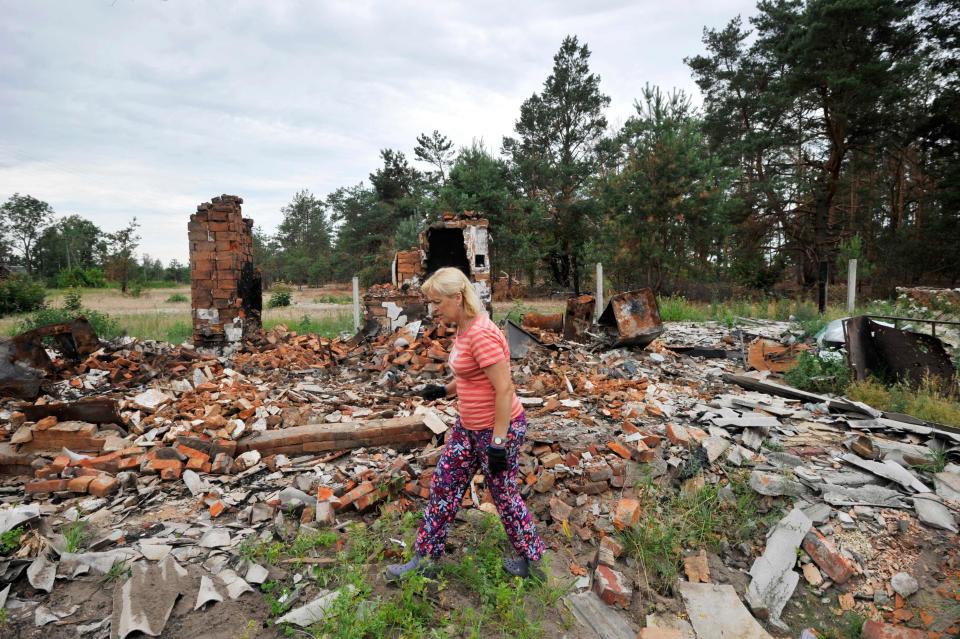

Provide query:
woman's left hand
left=487, top=444, right=508, bottom=474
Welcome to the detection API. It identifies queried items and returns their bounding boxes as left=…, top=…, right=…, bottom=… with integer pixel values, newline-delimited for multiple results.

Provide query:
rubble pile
left=0, top=311, right=958, bottom=638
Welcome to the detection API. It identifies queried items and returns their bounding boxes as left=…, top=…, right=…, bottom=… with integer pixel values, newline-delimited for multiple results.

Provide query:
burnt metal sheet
left=0, top=317, right=99, bottom=399
left=522, top=312, right=563, bottom=333
left=845, top=316, right=956, bottom=388
left=563, top=295, right=595, bottom=341
left=505, top=320, right=542, bottom=359
left=23, top=398, right=123, bottom=426
left=597, top=289, right=664, bottom=348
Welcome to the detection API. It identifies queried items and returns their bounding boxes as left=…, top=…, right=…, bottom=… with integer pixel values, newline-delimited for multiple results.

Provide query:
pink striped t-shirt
left=448, top=314, right=523, bottom=431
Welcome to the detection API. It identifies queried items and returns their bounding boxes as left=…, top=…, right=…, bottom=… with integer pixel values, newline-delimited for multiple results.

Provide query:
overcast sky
left=0, top=0, right=758, bottom=264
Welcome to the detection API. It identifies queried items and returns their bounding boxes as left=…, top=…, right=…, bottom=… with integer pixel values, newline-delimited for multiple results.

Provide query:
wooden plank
left=236, top=415, right=431, bottom=453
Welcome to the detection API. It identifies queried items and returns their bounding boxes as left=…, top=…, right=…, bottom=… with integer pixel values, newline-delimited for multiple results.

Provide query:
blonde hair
left=422, top=267, right=485, bottom=319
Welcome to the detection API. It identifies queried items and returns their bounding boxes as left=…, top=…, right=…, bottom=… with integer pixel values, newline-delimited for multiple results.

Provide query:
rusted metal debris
left=597, top=289, right=664, bottom=349
left=505, top=320, right=543, bottom=359
left=22, top=398, right=123, bottom=426
left=563, top=295, right=596, bottom=341
left=747, top=338, right=809, bottom=373
left=522, top=312, right=564, bottom=333
left=0, top=318, right=99, bottom=399
left=845, top=316, right=956, bottom=388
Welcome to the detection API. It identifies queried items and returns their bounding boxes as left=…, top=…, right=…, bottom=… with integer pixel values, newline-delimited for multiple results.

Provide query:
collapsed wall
left=188, top=195, right=262, bottom=347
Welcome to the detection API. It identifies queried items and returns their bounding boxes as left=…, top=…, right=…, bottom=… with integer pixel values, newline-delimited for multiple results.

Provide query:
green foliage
left=103, top=560, right=130, bottom=583
left=1, top=193, right=53, bottom=275
left=16, top=299, right=121, bottom=339
left=238, top=529, right=338, bottom=566
left=165, top=292, right=188, bottom=303
left=104, top=218, right=140, bottom=294
left=394, top=215, right=422, bottom=251
left=314, top=293, right=351, bottom=304
left=658, top=296, right=709, bottom=322
left=0, top=526, right=24, bottom=554
left=63, top=288, right=83, bottom=313
left=816, top=612, right=866, bottom=639
left=263, top=314, right=353, bottom=338
left=846, top=378, right=960, bottom=427
left=55, top=267, right=107, bottom=289
left=620, top=472, right=782, bottom=594
left=63, top=520, right=86, bottom=553
left=0, top=274, right=46, bottom=317
left=784, top=352, right=851, bottom=395
left=268, top=285, right=292, bottom=308
left=503, top=35, right=610, bottom=293
left=164, top=320, right=193, bottom=344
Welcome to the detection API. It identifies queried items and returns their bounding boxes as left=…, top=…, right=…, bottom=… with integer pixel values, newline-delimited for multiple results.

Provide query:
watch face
left=493, top=437, right=504, bottom=445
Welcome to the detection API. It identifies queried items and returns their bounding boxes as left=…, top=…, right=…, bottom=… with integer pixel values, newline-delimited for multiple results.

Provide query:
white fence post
left=595, top=263, right=604, bottom=321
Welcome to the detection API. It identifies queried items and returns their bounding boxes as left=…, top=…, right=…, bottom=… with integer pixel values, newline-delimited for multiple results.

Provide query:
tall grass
left=846, top=378, right=960, bottom=427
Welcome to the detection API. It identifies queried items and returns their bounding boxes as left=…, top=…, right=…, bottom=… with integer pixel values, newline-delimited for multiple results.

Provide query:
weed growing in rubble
left=0, top=526, right=24, bottom=554
left=102, top=560, right=130, bottom=583
left=784, top=351, right=850, bottom=395
left=621, top=472, right=783, bottom=595
left=912, top=447, right=949, bottom=474
left=815, top=611, right=866, bottom=639
left=284, top=514, right=570, bottom=639
left=239, top=529, right=338, bottom=566
left=846, top=378, right=960, bottom=427
left=63, top=520, right=87, bottom=553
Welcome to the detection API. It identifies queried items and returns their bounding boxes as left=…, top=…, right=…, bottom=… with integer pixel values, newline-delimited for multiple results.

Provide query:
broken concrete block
left=638, top=628, right=682, bottom=639
left=802, top=563, right=823, bottom=586
left=701, top=436, right=730, bottom=463
left=678, top=582, right=773, bottom=639
left=746, top=507, right=811, bottom=624
left=564, top=591, right=635, bottom=639
left=276, top=586, right=355, bottom=627
left=749, top=470, right=806, bottom=497
left=934, top=471, right=960, bottom=502
left=802, top=531, right=854, bottom=584
left=592, top=565, right=632, bottom=608
left=912, top=495, right=958, bottom=532
left=890, top=572, right=918, bottom=598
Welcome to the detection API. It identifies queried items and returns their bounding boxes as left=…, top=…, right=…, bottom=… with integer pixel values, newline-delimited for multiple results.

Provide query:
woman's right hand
left=418, top=384, right=447, bottom=401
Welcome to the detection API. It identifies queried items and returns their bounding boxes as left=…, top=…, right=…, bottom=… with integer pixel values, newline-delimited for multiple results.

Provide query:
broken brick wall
left=189, top=195, right=262, bottom=347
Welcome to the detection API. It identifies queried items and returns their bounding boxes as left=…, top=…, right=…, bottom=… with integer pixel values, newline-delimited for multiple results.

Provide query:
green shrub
left=268, top=285, right=292, bottom=308
left=55, top=267, right=107, bottom=288
left=784, top=351, right=850, bottom=395
left=16, top=305, right=121, bottom=339
left=0, top=274, right=46, bottom=317
left=165, top=293, right=188, bottom=303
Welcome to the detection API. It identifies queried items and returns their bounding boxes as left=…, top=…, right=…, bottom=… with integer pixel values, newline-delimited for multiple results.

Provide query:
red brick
left=160, top=466, right=182, bottom=481
left=802, top=531, right=855, bottom=584
left=337, top=481, right=374, bottom=510
left=117, top=456, right=143, bottom=471
left=613, top=498, right=641, bottom=531
left=147, top=458, right=184, bottom=476
left=78, top=451, right=122, bottom=472
left=665, top=422, right=690, bottom=446
left=50, top=455, right=72, bottom=473
left=608, top=440, right=632, bottom=460
left=25, top=479, right=69, bottom=494
left=34, top=416, right=58, bottom=431
left=600, top=535, right=624, bottom=559
left=88, top=476, right=119, bottom=497
left=186, top=456, right=210, bottom=471
left=209, top=500, right=226, bottom=518
left=533, top=471, right=555, bottom=493
left=593, top=565, right=632, bottom=608
left=67, top=476, right=95, bottom=493
left=860, top=621, right=927, bottom=639
left=34, top=466, right=60, bottom=479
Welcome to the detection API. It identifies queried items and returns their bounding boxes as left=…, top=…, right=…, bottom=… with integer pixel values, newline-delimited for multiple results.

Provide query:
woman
left=386, top=267, right=546, bottom=581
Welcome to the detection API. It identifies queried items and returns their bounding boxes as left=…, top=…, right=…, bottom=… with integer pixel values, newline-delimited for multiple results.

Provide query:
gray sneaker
left=385, top=553, right=438, bottom=582
left=503, top=557, right=546, bottom=581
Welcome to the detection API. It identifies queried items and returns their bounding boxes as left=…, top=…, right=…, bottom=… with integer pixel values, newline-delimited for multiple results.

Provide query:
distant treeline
left=5, top=0, right=958, bottom=301
left=0, top=197, right=184, bottom=291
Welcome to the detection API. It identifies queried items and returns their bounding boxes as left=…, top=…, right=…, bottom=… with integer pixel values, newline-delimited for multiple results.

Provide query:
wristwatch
left=492, top=436, right=505, bottom=446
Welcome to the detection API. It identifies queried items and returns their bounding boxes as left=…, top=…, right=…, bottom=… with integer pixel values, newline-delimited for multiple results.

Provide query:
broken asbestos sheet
left=746, top=507, right=812, bottom=628
left=112, top=556, right=190, bottom=639
left=679, top=581, right=773, bottom=639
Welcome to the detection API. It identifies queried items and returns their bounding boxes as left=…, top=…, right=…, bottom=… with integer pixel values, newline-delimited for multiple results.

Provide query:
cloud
left=0, top=0, right=759, bottom=263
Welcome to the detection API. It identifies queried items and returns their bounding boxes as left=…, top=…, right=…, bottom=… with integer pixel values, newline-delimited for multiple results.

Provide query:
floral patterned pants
left=414, top=412, right=546, bottom=561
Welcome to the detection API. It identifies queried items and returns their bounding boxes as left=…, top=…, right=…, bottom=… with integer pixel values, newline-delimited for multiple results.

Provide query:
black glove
left=487, top=444, right=508, bottom=475
left=418, top=384, right=446, bottom=401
